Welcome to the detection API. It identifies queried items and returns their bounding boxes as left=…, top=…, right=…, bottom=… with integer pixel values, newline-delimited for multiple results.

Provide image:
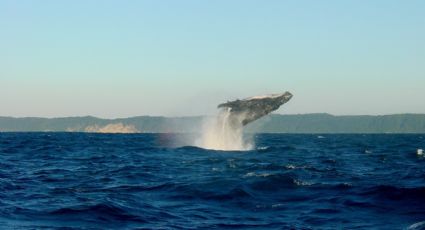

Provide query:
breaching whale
left=217, top=92, right=293, bottom=126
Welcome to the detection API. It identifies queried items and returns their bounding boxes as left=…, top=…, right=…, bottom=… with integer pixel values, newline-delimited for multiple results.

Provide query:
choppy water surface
left=0, top=133, right=424, bottom=229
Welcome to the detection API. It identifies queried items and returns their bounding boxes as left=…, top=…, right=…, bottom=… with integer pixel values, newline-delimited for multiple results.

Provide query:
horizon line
left=2, top=112, right=425, bottom=120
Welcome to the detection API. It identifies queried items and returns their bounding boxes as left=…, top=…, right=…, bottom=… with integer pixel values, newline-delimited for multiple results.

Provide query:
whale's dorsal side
left=218, top=92, right=293, bottom=126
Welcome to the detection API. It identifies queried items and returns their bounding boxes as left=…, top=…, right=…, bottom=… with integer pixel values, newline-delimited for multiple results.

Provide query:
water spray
left=195, top=92, right=293, bottom=151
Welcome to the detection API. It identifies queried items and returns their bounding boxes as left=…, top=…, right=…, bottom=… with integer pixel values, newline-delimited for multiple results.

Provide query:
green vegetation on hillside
left=1, top=114, right=425, bottom=133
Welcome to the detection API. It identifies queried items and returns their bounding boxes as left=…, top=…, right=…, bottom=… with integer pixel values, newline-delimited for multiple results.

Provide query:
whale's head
left=279, top=91, right=293, bottom=104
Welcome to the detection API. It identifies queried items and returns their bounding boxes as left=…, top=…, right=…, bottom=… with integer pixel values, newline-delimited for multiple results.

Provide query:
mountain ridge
left=1, top=113, right=425, bottom=133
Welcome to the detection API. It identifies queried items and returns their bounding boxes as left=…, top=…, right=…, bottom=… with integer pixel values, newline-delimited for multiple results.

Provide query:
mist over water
left=195, top=108, right=253, bottom=151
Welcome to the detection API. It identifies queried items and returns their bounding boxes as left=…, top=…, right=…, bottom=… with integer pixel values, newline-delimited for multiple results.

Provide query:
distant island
left=1, top=113, right=425, bottom=133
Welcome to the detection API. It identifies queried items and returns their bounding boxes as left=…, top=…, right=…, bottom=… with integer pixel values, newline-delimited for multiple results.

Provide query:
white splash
left=195, top=108, right=253, bottom=151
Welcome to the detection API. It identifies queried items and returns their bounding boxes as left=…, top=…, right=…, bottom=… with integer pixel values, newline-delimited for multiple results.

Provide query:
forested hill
left=1, top=113, right=425, bottom=133
left=245, top=113, right=425, bottom=133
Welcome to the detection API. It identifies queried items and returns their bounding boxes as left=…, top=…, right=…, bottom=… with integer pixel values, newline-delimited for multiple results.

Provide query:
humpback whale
left=218, top=92, right=293, bottom=126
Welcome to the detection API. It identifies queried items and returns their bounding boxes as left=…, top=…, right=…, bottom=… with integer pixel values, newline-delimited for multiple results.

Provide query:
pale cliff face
left=84, top=123, right=139, bottom=133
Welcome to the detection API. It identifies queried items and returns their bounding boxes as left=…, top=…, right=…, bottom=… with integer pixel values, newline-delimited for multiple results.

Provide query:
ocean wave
left=48, top=203, right=147, bottom=223
left=243, top=172, right=273, bottom=178
left=166, top=182, right=254, bottom=202
left=361, top=185, right=425, bottom=201
left=408, top=221, right=425, bottom=230
left=256, top=145, right=296, bottom=153
left=176, top=145, right=211, bottom=152
left=1, top=133, right=425, bottom=229
left=247, top=173, right=304, bottom=191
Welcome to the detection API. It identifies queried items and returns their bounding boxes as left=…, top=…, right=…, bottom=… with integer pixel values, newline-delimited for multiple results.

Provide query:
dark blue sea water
left=0, top=133, right=425, bottom=229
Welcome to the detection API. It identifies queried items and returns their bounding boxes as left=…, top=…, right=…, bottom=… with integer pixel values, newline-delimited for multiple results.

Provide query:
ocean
left=0, top=133, right=424, bottom=229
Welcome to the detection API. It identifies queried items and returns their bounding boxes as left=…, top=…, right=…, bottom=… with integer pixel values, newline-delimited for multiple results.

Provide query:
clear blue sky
left=1, top=0, right=424, bottom=118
